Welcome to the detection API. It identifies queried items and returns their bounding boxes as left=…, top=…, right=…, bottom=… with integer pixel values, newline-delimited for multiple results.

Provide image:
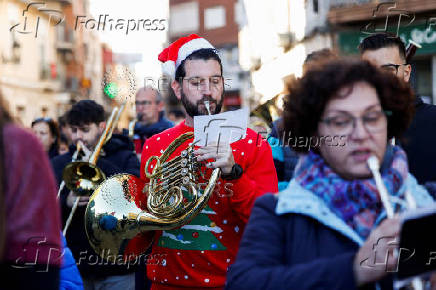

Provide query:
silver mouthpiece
left=204, top=101, right=211, bottom=115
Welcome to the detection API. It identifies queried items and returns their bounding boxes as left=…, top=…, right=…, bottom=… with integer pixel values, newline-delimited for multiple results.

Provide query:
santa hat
left=158, top=34, right=215, bottom=79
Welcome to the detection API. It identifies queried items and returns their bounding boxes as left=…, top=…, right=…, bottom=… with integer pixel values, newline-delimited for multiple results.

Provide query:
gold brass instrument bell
left=86, top=100, right=220, bottom=262
left=85, top=131, right=220, bottom=261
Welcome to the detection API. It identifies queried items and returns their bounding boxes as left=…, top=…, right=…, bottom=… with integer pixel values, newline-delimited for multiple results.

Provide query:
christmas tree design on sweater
left=157, top=204, right=226, bottom=251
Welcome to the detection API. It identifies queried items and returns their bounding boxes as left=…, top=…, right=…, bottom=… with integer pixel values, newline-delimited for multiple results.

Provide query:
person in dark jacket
left=226, top=60, right=434, bottom=290
left=127, top=87, right=173, bottom=155
left=360, top=32, right=436, bottom=185
left=51, top=100, right=140, bottom=290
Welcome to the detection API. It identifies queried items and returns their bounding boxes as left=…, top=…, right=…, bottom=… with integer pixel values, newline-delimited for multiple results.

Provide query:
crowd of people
left=1, top=31, right=436, bottom=290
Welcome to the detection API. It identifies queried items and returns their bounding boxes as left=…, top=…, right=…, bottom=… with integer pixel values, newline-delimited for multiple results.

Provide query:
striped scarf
left=294, top=146, right=408, bottom=239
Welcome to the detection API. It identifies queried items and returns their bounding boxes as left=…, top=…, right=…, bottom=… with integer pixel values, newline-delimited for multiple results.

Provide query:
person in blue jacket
left=226, top=60, right=434, bottom=289
left=60, top=234, right=83, bottom=290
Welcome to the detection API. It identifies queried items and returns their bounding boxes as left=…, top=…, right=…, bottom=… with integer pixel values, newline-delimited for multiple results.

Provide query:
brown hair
left=31, top=117, right=60, bottom=153
left=283, top=59, right=415, bottom=152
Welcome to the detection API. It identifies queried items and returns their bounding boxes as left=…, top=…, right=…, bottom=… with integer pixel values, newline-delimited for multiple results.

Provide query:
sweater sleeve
left=225, top=195, right=358, bottom=290
left=228, top=138, right=278, bottom=223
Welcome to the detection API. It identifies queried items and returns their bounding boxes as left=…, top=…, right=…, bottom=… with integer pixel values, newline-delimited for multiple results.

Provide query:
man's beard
left=136, top=112, right=144, bottom=123
left=180, top=89, right=224, bottom=117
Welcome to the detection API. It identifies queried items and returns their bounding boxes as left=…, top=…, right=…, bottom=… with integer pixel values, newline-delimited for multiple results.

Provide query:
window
left=204, top=5, right=226, bottom=30
left=234, top=2, right=244, bottom=26
left=170, top=2, right=199, bottom=35
left=4, top=3, right=21, bottom=63
left=39, top=43, right=49, bottom=80
left=313, top=0, right=319, bottom=13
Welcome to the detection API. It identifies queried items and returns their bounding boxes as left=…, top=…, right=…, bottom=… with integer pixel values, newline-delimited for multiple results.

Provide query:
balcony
left=56, top=24, right=74, bottom=52
left=329, top=0, right=374, bottom=9
left=329, top=0, right=436, bottom=24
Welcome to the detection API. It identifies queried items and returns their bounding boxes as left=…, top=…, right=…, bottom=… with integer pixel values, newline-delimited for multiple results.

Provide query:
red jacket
left=139, top=121, right=278, bottom=289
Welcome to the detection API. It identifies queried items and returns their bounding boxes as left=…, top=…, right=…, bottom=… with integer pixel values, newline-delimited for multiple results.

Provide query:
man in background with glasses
left=128, top=86, right=173, bottom=155
left=359, top=32, right=436, bottom=188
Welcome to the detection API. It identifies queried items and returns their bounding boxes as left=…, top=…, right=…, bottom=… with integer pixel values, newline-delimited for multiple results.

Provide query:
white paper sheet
left=193, top=108, right=249, bottom=147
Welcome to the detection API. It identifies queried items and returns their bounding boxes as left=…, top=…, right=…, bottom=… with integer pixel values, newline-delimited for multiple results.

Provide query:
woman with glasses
left=31, top=117, right=60, bottom=158
left=226, top=60, right=433, bottom=290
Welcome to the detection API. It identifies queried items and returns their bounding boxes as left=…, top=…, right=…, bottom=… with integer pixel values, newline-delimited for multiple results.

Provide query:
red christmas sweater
left=139, top=120, right=278, bottom=289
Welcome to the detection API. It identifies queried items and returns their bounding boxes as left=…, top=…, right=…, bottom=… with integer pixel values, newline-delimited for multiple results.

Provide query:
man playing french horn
left=138, top=34, right=278, bottom=289
left=51, top=100, right=140, bottom=290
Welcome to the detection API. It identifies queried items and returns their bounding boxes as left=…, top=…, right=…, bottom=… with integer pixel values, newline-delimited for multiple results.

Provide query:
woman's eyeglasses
left=320, top=110, right=388, bottom=136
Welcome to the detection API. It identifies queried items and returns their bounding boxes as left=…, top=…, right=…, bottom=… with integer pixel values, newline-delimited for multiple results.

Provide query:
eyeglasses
left=135, top=100, right=156, bottom=106
left=183, top=76, right=224, bottom=90
left=320, top=110, right=387, bottom=136
left=380, top=63, right=407, bottom=75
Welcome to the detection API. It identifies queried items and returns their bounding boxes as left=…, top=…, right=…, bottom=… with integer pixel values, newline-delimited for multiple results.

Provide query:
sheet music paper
left=193, top=108, right=249, bottom=147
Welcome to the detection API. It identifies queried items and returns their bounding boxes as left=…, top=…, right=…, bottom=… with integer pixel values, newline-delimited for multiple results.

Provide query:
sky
left=89, top=0, right=169, bottom=83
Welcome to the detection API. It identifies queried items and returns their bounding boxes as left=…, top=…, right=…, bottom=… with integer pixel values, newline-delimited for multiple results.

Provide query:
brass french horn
left=85, top=132, right=220, bottom=262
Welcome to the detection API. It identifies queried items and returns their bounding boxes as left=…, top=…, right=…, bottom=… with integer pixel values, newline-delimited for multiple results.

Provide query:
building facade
left=239, top=0, right=436, bottom=110
left=238, top=0, right=333, bottom=108
left=0, top=0, right=106, bottom=126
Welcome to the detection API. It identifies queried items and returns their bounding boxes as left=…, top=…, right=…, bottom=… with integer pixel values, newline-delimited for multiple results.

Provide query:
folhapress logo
left=75, top=15, right=167, bottom=35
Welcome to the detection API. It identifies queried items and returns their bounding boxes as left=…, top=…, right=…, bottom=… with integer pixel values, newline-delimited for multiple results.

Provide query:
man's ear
left=98, top=121, right=106, bottom=133
left=171, top=80, right=182, bottom=100
left=403, top=64, right=412, bottom=83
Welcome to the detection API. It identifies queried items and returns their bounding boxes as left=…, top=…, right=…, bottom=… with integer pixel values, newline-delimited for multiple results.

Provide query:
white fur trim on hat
left=176, top=38, right=215, bottom=69
left=162, top=60, right=176, bottom=79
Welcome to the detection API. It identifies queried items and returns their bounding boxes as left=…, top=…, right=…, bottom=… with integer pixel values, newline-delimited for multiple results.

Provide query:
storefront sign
left=338, top=22, right=436, bottom=55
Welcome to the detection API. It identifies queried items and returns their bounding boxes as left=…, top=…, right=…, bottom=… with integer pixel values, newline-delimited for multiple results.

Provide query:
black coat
left=51, top=133, right=140, bottom=278
left=401, top=97, right=436, bottom=184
